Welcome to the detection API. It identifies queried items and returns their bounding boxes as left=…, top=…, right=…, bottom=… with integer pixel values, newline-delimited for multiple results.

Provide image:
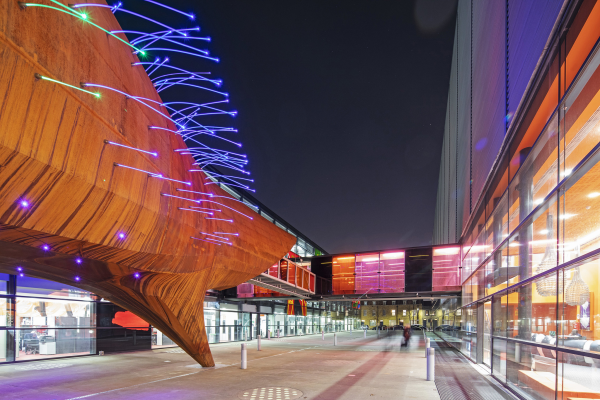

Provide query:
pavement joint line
left=62, top=346, right=321, bottom=399
left=64, top=371, right=202, bottom=399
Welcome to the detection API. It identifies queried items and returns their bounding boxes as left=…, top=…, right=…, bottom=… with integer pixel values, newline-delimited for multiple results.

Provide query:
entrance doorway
left=483, top=301, right=491, bottom=366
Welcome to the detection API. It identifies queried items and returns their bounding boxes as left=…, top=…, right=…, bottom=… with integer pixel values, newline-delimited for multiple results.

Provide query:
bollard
left=241, top=343, right=247, bottom=369
left=257, top=335, right=261, bottom=351
left=364, top=329, right=366, bottom=339
left=322, top=330, right=324, bottom=340
left=268, top=330, right=271, bottom=340
left=426, top=338, right=430, bottom=356
left=277, top=329, right=280, bottom=338
left=334, top=332, right=337, bottom=346
left=426, top=348, right=435, bottom=381
left=377, top=328, right=380, bottom=338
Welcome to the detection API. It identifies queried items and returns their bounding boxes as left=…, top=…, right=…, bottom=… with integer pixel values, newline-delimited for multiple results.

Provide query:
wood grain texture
left=0, top=0, right=295, bottom=366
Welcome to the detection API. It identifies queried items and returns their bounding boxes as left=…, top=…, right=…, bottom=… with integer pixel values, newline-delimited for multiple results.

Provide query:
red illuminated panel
left=355, top=253, right=380, bottom=293
left=280, top=260, right=289, bottom=281
left=380, top=251, right=405, bottom=293
left=432, top=246, right=461, bottom=291
left=112, top=311, right=149, bottom=330
left=332, top=256, right=355, bottom=294
left=268, top=262, right=279, bottom=279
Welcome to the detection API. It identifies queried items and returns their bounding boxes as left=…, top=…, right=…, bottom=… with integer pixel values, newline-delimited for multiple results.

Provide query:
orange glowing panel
left=332, top=255, right=355, bottom=294
left=112, top=311, right=149, bottom=330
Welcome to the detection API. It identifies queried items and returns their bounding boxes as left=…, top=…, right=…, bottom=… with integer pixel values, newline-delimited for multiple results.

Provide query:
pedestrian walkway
left=426, top=333, right=515, bottom=400
left=0, top=330, right=440, bottom=400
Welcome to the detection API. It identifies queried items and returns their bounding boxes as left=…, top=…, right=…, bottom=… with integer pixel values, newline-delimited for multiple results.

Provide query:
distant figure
left=402, top=326, right=411, bottom=346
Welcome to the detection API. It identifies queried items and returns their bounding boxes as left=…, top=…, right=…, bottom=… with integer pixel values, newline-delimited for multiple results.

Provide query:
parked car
left=435, top=324, right=453, bottom=331
left=411, top=324, right=424, bottom=330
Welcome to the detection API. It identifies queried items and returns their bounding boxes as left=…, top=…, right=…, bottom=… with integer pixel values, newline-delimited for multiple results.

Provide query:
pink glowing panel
left=432, top=246, right=461, bottom=291
left=237, top=282, right=254, bottom=298
left=380, top=251, right=405, bottom=293
left=355, top=253, right=380, bottom=293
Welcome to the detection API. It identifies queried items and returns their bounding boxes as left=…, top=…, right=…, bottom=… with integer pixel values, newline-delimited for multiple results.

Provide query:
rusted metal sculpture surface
left=0, top=0, right=295, bottom=366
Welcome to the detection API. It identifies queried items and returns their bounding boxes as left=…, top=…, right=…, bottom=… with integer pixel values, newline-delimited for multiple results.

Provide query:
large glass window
left=355, top=252, right=380, bottom=294
left=558, top=259, right=600, bottom=353
left=332, top=256, right=355, bottom=294
left=380, top=251, right=405, bottom=293
left=432, top=247, right=460, bottom=291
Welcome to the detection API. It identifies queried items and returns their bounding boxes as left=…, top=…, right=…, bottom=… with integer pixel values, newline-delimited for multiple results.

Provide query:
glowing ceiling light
left=359, top=257, right=378, bottom=262
left=19, top=199, right=29, bottom=208
left=588, top=192, right=600, bottom=198
left=134, top=272, right=141, bottom=278
left=118, top=233, right=126, bottom=239
left=433, top=247, right=460, bottom=256
left=560, top=214, right=576, bottom=220
left=42, top=245, right=50, bottom=251
left=76, top=258, right=82, bottom=264
left=381, top=252, right=405, bottom=259
left=205, top=217, right=233, bottom=223
left=75, top=276, right=81, bottom=281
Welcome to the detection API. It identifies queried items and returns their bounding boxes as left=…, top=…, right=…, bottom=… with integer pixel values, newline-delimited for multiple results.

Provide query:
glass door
left=483, top=301, right=492, bottom=366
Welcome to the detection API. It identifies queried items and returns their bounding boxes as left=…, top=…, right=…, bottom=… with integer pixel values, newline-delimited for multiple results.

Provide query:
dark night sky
left=135, top=1, right=457, bottom=254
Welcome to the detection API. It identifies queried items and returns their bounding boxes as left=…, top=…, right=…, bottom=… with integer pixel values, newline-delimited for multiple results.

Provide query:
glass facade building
left=0, top=271, right=359, bottom=364
left=434, top=1, right=600, bottom=399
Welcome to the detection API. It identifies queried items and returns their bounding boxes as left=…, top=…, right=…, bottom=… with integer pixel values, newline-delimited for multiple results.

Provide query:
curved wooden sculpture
left=0, top=0, right=295, bottom=366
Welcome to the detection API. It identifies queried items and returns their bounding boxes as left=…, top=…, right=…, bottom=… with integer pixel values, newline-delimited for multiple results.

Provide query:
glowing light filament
left=36, top=74, right=100, bottom=97
left=105, top=140, right=157, bottom=156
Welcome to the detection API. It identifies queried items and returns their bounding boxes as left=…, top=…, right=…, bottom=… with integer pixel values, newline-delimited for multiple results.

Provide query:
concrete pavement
left=0, top=330, right=440, bottom=400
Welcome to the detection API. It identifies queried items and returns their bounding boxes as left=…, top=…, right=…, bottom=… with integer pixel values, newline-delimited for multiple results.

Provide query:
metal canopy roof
left=247, top=273, right=313, bottom=299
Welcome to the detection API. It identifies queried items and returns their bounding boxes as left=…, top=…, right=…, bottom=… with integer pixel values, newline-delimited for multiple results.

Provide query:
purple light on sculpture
left=19, top=273, right=24, bottom=277
left=17, top=267, right=22, bottom=272
left=76, top=258, right=82, bottom=264
left=75, top=276, right=81, bottom=282
left=118, top=232, right=126, bottom=239
left=177, top=207, right=213, bottom=215
left=176, top=189, right=214, bottom=197
left=205, top=217, right=233, bottom=223
left=42, top=244, right=50, bottom=251
left=134, top=272, right=141, bottom=278
left=20, top=199, right=29, bottom=208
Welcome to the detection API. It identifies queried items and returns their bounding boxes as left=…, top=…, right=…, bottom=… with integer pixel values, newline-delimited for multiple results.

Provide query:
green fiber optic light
left=36, top=74, right=101, bottom=98
left=23, top=2, right=145, bottom=54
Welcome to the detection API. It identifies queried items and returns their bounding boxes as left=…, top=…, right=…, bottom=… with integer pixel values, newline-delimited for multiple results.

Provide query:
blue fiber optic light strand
left=24, top=0, right=253, bottom=247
